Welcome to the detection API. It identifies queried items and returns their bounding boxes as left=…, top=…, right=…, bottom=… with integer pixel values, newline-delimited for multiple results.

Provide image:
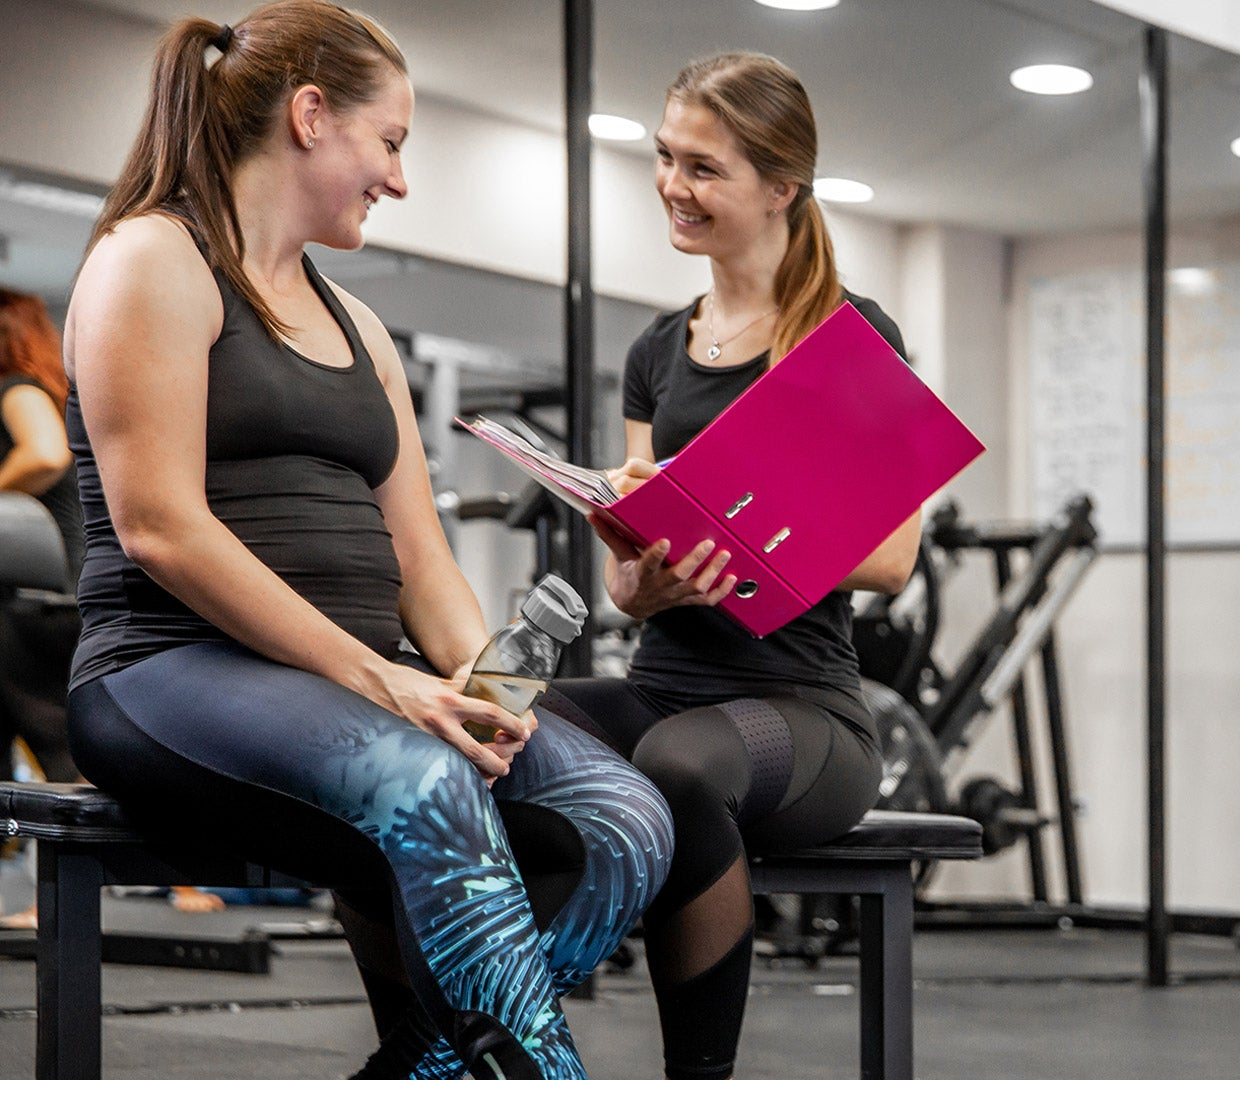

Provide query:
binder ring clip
left=735, top=580, right=759, bottom=599
left=763, top=527, right=792, bottom=553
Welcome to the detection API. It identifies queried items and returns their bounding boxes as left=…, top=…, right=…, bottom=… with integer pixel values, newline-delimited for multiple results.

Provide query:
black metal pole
left=562, top=0, right=596, bottom=676
left=993, top=550, right=1049, bottom=903
left=1139, top=24, right=1169, bottom=988
left=1040, top=633, right=1084, bottom=905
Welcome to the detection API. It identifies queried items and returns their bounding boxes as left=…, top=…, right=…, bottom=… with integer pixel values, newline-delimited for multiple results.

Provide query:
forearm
left=121, top=509, right=529, bottom=780
left=838, top=510, right=921, bottom=594
left=397, top=551, right=492, bottom=678
left=0, top=448, right=68, bottom=495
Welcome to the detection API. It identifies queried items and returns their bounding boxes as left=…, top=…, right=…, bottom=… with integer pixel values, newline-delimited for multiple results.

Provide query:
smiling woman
left=276, top=65, right=411, bottom=257
left=57, top=0, right=673, bottom=1080
left=549, top=49, right=918, bottom=1080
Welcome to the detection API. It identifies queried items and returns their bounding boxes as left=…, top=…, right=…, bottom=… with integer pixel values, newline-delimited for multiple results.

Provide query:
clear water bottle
left=463, top=573, right=588, bottom=743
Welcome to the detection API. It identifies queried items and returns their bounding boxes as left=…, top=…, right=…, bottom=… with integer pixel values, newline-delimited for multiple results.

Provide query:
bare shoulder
left=81, top=213, right=207, bottom=280
left=72, top=214, right=219, bottom=324
left=0, top=381, right=61, bottom=428
left=66, top=213, right=223, bottom=376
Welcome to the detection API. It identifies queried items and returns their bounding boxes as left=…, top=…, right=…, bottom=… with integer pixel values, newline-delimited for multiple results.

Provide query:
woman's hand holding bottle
left=366, top=660, right=534, bottom=783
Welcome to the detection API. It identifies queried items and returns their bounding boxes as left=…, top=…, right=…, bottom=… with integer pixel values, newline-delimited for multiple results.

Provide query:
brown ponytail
left=85, top=1, right=407, bottom=341
left=666, top=51, right=843, bottom=366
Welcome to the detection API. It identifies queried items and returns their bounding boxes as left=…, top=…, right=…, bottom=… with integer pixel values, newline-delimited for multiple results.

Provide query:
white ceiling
left=4, top=0, right=1240, bottom=300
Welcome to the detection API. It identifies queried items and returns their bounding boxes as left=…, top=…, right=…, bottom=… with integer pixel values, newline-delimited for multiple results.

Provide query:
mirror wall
left=1, top=0, right=1238, bottom=917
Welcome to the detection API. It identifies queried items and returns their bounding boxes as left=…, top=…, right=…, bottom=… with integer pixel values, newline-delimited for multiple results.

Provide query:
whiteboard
left=1029, top=266, right=1240, bottom=548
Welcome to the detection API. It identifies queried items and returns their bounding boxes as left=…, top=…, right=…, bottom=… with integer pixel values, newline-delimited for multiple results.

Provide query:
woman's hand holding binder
left=604, top=456, right=661, bottom=497
left=590, top=514, right=737, bottom=622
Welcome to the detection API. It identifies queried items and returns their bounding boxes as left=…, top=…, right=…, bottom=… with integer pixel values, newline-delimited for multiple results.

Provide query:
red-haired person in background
left=0, top=286, right=84, bottom=927
left=0, top=286, right=83, bottom=789
left=0, top=286, right=83, bottom=585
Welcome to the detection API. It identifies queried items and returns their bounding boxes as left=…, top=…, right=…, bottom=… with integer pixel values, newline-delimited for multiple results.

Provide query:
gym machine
left=753, top=495, right=1099, bottom=960
left=854, top=493, right=1098, bottom=906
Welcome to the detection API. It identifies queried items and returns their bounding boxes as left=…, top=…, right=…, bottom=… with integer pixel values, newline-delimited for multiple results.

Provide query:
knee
left=595, top=766, right=675, bottom=898
left=515, top=711, right=675, bottom=904
left=632, top=730, right=734, bottom=827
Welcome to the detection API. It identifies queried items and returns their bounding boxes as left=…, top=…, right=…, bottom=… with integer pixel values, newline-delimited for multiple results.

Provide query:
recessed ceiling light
left=1010, top=64, right=1093, bottom=96
left=814, top=177, right=873, bottom=204
left=1231, top=137, right=1240, bottom=158
left=589, top=114, right=647, bottom=142
left=753, top=0, right=840, bottom=9
left=1168, top=267, right=1216, bottom=295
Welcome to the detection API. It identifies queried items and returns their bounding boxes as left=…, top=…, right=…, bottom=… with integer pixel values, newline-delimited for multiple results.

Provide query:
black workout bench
left=751, top=809, right=982, bottom=1077
left=1, top=779, right=981, bottom=1079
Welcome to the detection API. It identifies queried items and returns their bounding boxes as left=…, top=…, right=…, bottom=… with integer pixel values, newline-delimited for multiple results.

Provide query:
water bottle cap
left=521, top=574, right=587, bottom=643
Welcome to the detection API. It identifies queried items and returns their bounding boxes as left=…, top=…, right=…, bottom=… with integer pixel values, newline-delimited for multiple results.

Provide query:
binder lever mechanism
left=763, top=527, right=792, bottom=554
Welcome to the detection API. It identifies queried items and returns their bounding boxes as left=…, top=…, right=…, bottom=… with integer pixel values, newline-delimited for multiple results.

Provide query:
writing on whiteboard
left=1029, top=266, right=1240, bottom=547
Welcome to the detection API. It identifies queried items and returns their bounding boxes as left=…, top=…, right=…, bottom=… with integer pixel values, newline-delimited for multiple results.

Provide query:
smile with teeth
left=672, top=207, right=708, bottom=226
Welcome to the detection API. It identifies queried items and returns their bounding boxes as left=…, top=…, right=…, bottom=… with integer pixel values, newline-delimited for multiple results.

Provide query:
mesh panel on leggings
left=716, top=698, right=794, bottom=823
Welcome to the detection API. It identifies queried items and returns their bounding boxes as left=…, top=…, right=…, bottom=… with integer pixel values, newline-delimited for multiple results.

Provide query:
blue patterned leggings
left=66, top=641, right=674, bottom=1079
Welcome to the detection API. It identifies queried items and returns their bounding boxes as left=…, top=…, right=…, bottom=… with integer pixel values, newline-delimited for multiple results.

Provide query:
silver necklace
left=706, top=290, right=777, bottom=362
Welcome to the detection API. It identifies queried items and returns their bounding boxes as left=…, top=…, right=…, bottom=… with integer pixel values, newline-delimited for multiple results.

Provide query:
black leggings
left=67, top=642, right=674, bottom=1079
left=0, top=596, right=81, bottom=783
left=546, top=678, right=881, bottom=1078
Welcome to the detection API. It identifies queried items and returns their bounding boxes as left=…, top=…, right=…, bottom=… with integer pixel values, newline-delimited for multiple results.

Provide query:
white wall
left=992, top=217, right=1240, bottom=912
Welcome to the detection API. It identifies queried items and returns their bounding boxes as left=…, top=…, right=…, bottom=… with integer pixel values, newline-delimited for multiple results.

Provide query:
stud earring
left=305, top=139, right=315, bottom=149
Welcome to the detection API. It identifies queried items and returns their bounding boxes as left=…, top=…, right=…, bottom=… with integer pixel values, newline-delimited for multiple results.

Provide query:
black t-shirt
left=621, top=291, right=908, bottom=711
left=67, top=253, right=403, bottom=689
left=0, top=374, right=84, bottom=590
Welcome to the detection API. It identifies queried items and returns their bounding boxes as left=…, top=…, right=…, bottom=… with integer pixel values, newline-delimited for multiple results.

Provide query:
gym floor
left=2, top=853, right=1239, bottom=1081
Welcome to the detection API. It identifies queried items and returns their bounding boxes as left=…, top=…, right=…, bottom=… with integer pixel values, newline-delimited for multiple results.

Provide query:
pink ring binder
left=458, top=301, right=985, bottom=637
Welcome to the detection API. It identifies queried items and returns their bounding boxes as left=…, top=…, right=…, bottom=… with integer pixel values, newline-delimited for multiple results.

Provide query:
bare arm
left=0, top=385, right=72, bottom=495
left=68, top=217, right=524, bottom=779
left=837, top=509, right=921, bottom=595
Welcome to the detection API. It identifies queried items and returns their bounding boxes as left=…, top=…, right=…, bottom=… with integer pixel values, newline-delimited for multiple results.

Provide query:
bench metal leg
left=750, top=858, right=918, bottom=1079
left=857, top=867, right=914, bottom=1079
left=36, top=842, right=104, bottom=1079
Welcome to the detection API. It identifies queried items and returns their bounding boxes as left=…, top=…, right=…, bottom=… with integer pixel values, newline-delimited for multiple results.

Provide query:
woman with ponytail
left=62, top=0, right=672, bottom=1079
left=548, top=51, right=921, bottom=1079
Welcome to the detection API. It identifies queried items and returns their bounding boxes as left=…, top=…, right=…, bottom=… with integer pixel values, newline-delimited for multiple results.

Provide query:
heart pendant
left=707, top=343, right=722, bottom=362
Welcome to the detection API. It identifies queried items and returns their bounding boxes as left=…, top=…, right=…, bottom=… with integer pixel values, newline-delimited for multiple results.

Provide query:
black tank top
left=619, top=292, right=907, bottom=722
left=67, top=252, right=403, bottom=689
